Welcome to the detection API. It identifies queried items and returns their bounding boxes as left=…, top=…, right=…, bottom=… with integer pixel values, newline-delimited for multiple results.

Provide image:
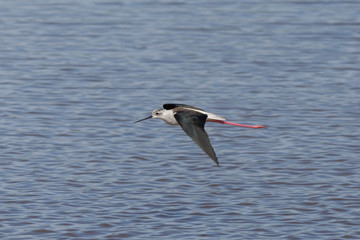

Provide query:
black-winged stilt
left=134, top=103, right=266, bottom=165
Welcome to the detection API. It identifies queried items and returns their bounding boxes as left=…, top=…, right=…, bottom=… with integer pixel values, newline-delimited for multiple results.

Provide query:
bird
left=134, top=103, right=266, bottom=165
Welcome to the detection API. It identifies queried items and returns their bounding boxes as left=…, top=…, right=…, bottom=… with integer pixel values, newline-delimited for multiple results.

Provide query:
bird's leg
left=210, top=120, right=267, bottom=129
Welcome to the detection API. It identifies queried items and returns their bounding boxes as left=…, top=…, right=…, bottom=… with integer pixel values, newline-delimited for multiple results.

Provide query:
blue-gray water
left=1, top=1, right=359, bottom=239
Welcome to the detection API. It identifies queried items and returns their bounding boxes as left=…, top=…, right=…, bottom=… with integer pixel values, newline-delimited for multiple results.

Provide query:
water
left=1, top=0, right=359, bottom=239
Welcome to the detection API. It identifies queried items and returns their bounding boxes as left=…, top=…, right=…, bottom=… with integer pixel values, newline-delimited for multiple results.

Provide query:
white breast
left=161, top=110, right=179, bottom=125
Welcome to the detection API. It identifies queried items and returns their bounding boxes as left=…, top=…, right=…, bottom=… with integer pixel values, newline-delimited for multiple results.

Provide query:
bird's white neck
left=160, top=109, right=178, bottom=125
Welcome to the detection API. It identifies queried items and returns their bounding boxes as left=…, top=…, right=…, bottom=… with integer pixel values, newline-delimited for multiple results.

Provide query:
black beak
left=134, top=115, right=152, bottom=123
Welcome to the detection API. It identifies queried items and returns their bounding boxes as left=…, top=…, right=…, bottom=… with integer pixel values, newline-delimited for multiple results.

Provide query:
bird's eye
left=155, top=112, right=159, bottom=115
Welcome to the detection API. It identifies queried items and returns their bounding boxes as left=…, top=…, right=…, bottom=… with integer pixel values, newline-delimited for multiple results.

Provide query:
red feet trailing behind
left=209, top=120, right=267, bottom=129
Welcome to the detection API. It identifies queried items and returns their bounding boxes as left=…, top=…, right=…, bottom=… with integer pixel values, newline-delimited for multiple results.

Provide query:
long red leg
left=209, top=120, right=267, bottom=129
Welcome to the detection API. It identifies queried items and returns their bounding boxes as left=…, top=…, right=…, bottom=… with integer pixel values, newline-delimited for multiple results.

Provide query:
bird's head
left=151, top=109, right=166, bottom=119
left=134, top=108, right=165, bottom=123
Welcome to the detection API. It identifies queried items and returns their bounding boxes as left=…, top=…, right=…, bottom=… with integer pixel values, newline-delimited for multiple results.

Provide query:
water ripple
left=0, top=0, right=359, bottom=239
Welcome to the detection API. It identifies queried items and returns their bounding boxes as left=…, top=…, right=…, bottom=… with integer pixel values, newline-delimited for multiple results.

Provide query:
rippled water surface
left=1, top=0, right=359, bottom=239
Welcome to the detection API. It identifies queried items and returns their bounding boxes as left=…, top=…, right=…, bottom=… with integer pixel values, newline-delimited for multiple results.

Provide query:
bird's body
left=151, top=105, right=225, bottom=125
left=134, top=103, right=266, bottom=165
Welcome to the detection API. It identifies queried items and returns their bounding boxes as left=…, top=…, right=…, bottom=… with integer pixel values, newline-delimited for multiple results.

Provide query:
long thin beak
left=134, top=115, right=152, bottom=123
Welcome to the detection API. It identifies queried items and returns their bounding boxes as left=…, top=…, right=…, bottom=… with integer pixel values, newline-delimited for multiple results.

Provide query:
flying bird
left=134, top=103, right=266, bottom=165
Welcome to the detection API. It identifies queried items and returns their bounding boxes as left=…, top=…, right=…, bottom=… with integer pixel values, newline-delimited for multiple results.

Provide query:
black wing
left=163, top=104, right=189, bottom=110
left=163, top=103, right=204, bottom=111
left=174, top=111, right=219, bottom=165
